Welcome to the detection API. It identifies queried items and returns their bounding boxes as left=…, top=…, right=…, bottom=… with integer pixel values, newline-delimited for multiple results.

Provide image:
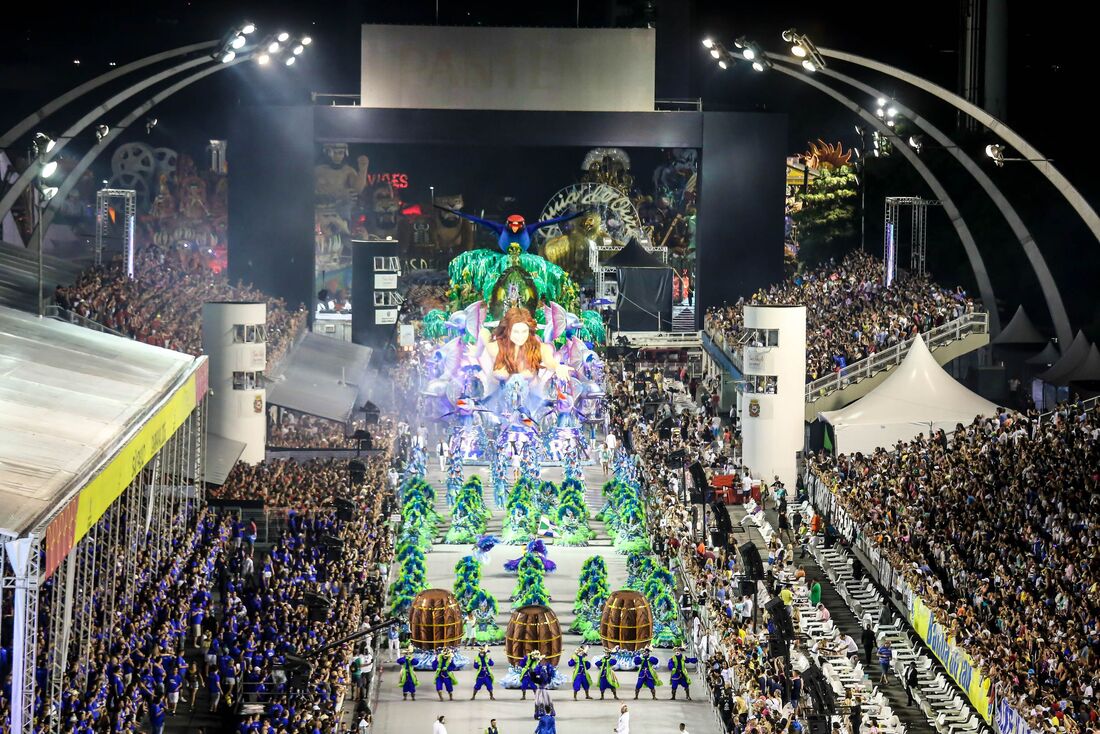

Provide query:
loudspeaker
left=808, top=716, right=831, bottom=734
left=348, top=460, right=366, bottom=484
left=710, top=529, right=725, bottom=547
left=802, top=665, right=837, bottom=714
left=738, top=542, right=765, bottom=580
left=767, top=636, right=788, bottom=660
left=765, top=597, right=795, bottom=641
left=740, top=578, right=757, bottom=596
left=331, top=497, right=356, bottom=521
left=688, top=462, right=709, bottom=491
left=361, top=401, right=381, bottom=425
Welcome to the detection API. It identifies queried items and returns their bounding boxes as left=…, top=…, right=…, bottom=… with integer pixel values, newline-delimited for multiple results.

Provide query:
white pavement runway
left=370, top=464, right=722, bottom=734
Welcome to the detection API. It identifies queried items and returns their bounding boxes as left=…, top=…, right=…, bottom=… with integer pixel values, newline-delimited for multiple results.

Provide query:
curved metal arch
left=776, top=55, right=1072, bottom=348
left=820, top=47, right=1100, bottom=257
left=37, top=57, right=249, bottom=239
left=0, top=55, right=212, bottom=220
left=0, top=41, right=217, bottom=149
left=731, top=54, right=1001, bottom=330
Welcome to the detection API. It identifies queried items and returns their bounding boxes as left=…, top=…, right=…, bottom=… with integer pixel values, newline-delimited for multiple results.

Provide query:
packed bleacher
left=704, top=251, right=975, bottom=382
left=53, top=244, right=306, bottom=363
left=607, top=363, right=817, bottom=734
left=267, top=411, right=356, bottom=450
left=810, top=402, right=1100, bottom=734
left=0, top=440, right=396, bottom=733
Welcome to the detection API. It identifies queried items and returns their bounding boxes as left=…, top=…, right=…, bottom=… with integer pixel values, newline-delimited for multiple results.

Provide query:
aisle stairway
left=728, top=501, right=935, bottom=734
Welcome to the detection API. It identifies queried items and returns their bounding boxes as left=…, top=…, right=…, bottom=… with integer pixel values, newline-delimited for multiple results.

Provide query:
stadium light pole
left=792, top=37, right=1100, bottom=255
left=33, top=34, right=310, bottom=247
left=0, top=56, right=212, bottom=222
left=769, top=55, right=1073, bottom=349
left=30, top=57, right=250, bottom=256
left=704, top=43, right=1001, bottom=331
left=0, top=41, right=218, bottom=149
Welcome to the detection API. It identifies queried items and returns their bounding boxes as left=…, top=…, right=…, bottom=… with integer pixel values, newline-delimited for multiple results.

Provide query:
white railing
left=704, top=311, right=989, bottom=402
left=804, top=311, right=989, bottom=402
left=44, top=305, right=127, bottom=338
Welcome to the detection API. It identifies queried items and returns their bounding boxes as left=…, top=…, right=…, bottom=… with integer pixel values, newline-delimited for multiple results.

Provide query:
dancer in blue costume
left=667, top=647, right=698, bottom=700
left=567, top=645, right=593, bottom=700
left=397, top=645, right=418, bottom=700
left=471, top=646, right=496, bottom=700
left=596, top=650, right=620, bottom=700
left=535, top=712, right=557, bottom=734
left=518, top=650, right=542, bottom=700
left=504, top=538, right=557, bottom=573
left=433, top=648, right=459, bottom=701
left=531, top=654, right=557, bottom=719
left=632, top=647, right=662, bottom=700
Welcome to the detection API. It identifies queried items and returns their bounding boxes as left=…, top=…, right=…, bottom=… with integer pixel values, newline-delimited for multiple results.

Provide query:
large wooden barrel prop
left=600, top=590, right=653, bottom=651
left=505, top=605, right=562, bottom=666
left=409, top=589, right=463, bottom=650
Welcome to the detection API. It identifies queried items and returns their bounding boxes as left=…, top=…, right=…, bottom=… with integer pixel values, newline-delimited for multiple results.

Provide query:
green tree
left=792, top=165, right=859, bottom=266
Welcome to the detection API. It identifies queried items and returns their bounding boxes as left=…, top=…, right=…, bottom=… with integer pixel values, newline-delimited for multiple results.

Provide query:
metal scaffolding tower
left=884, top=196, right=939, bottom=285
left=94, top=188, right=137, bottom=271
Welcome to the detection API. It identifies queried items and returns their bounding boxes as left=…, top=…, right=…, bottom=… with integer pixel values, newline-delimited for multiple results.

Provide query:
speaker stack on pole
left=801, top=664, right=837, bottom=715
left=764, top=596, right=796, bottom=702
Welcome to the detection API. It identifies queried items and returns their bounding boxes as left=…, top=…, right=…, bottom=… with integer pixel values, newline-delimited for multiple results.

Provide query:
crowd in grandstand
left=54, top=244, right=306, bottom=362
left=608, top=363, right=819, bottom=734
left=0, top=446, right=395, bottom=734
left=704, top=251, right=975, bottom=382
left=811, top=402, right=1100, bottom=733
left=267, top=412, right=356, bottom=450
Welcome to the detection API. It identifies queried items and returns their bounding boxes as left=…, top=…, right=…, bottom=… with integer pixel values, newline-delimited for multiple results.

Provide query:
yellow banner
left=73, top=374, right=198, bottom=543
left=908, top=595, right=993, bottom=722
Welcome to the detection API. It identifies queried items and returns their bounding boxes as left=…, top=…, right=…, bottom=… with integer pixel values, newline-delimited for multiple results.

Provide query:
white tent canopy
left=820, top=335, right=998, bottom=455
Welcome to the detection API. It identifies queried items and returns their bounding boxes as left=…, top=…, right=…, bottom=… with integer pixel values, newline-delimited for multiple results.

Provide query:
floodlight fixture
left=220, top=50, right=236, bottom=63
left=40, top=186, right=59, bottom=200
left=752, top=61, right=764, bottom=72
left=710, top=48, right=721, bottom=59
left=703, top=38, right=714, bottom=48
left=887, top=106, right=898, bottom=118
left=301, top=36, right=312, bottom=45
left=875, top=107, right=885, bottom=118
left=94, top=124, right=109, bottom=142
left=285, top=56, right=296, bottom=66
left=145, top=117, right=158, bottom=134
left=908, top=135, right=923, bottom=153
left=277, top=31, right=290, bottom=42
left=268, top=41, right=280, bottom=53
left=33, top=132, right=55, bottom=155
left=293, top=44, right=304, bottom=55
left=257, top=53, right=271, bottom=65
left=231, top=34, right=247, bottom=50
left=782, top=29, right=827, bottom=70
left=41, top=160, right=58, bottom=178
left=986, top=144, right=1005, bottom=167
left=241, top=21, right=256, bottom=34
left=718, top=60, right=728, bottom=69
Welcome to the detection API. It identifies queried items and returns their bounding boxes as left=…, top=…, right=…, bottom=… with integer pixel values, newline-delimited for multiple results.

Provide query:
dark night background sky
left=2, top=0, right=1096, bottom=334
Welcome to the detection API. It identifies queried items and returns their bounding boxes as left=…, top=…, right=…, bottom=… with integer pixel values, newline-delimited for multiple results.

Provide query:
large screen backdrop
left=229, top=107, right=785, bottom=328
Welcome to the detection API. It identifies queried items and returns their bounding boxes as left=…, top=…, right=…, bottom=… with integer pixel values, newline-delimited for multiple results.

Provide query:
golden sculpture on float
left=541, top=211, right=620, bottom=280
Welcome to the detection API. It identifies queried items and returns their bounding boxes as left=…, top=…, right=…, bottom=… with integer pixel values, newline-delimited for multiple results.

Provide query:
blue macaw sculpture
left=434, top=205, right=588, bottom=253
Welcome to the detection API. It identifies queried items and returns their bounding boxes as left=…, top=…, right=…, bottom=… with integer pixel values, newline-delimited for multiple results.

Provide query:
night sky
left=1, top=0, right=1095, bottom=333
